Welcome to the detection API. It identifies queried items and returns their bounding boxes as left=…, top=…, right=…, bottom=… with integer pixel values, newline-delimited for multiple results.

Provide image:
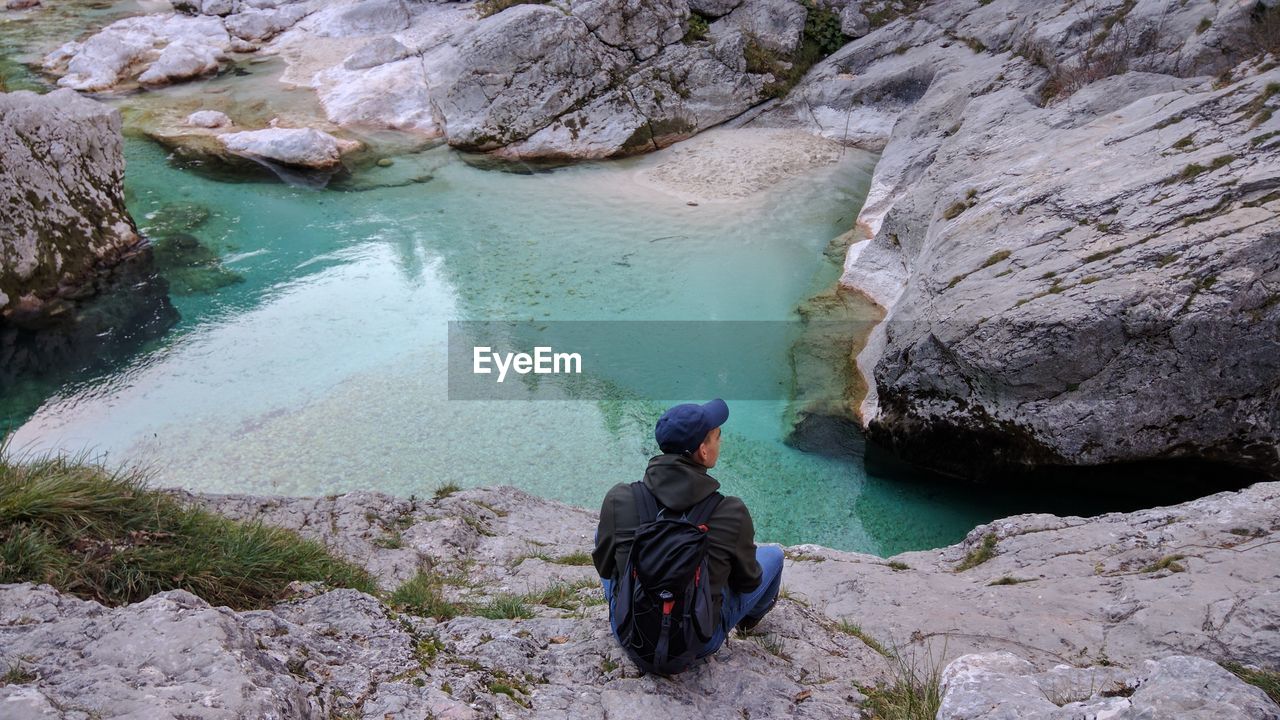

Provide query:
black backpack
left=613, top=482, right=723, bottom=676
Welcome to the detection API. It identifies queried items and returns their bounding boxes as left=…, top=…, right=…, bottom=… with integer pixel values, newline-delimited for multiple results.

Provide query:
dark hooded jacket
left=592, top=453, right=763, bottom=620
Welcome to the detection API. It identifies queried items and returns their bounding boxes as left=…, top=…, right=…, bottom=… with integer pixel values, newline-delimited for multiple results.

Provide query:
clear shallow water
left=1, top=3, right=1022, bottom=556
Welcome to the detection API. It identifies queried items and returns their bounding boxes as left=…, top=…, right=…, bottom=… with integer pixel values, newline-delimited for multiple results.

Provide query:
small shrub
left=1171, top=133, right=1195, bottom=150
left=1196, top=17, right=1211, bottom=34
left=1032, top=20, right=1156, bottom=104
left=684, top=12, right=710, bottom=43
left=941, top=201, right=969, bottom=220
left=802, top=0, right=847, bottom=56
left=980, top=250, right=1011, bottom=269
left=550, top=551, right=592, bottom=566
left=954, top=533, right=997, bottom=572
left=885, top=561, right=910, bottom=571
left=862, top=640, right=947, bottom=720
left=1, top=660, right=35, bottom=686
left=434, top=482, right=462, bottom=500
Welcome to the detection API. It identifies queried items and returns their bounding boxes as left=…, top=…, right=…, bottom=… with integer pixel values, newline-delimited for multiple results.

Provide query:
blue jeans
left=601, top=545, right=784, bottom=659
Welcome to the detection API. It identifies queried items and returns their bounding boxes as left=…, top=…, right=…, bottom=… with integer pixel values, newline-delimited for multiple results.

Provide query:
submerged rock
left=139, top=201, right=213, bottom=236
left=151, top=233, right=245, bottom=295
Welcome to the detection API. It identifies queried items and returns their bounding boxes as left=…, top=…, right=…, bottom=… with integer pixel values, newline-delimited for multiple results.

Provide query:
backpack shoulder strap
left=630, top=481, right=660, bottom=523
left=688, top=492, right=723, bottom=527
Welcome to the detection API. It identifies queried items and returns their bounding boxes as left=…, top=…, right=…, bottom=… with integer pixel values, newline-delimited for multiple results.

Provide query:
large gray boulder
left=432, top=5, right=632, bottom=150
left=0, top=90, right=141, bottom=322
left=218, top=127, right=360, bottom=171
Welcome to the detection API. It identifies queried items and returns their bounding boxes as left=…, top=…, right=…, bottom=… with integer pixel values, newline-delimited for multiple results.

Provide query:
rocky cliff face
left=0, top=89, right=177, bottom=394
left=0, top=89, right=143, bottom=324
left=2, top=484, right=1277, bottom=719
left=751, top=0, right=1280, bottom=479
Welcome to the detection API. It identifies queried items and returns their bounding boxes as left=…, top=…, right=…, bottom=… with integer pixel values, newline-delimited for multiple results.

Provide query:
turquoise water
left=1, top=2, right=1020, bottom=556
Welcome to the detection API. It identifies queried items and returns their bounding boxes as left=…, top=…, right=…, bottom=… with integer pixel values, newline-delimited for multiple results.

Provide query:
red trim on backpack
left=662, top=600, right=675, bottom=615
left=694, top=566, right=701, bottom=586
left=697, top=524, right=708, bottom=532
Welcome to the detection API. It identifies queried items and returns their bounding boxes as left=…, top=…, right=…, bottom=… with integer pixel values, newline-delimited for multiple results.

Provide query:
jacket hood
left=642, top=453, right=720, bottom=512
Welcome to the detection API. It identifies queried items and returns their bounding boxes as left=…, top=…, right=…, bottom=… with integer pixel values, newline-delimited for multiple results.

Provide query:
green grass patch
left=987, top=575, right=1031, bottom=586
left=1139, top=554, right=1186, bottom=573
left=1172, top=132, right=1196, bottom=150
left=433, top=482, right=462, bottom=500
left=954, top=533, right=997, bottom=572
left=1240, top=83, right=1279, bottom=126
left=941, top=201, right=969, bottom=220
left=884, top=561, right=910, bottom=571
left=980, top=249, right=1011, bottom=269
left=862, top=642, right=947, bottom=720
left=390, top=570, right=463, bottom=619
left=373, top=529, right=403, bottom=549
left=524, top=579, right=598, bottom=610
left=1167, top=154, right=1236, bottom=184
left=836, top=619, right=890, bottom=657
left=1221, top=661, right=1280, bottom=705
left=476, top=594, right=535, bottom=620
left=487, top=680, right=531, bottom=707
left=0, top=453, right=375, bottom=609
left=549, top=551, right=592, bottom=566
left=1, top=660, right=35, bottom=686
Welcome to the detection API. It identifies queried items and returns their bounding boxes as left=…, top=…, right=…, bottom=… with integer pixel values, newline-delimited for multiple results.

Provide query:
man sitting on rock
left=592, top=398, right=784, bottom=666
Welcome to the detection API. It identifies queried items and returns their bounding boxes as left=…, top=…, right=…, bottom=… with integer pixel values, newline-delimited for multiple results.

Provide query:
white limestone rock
left=0, top=90, right=141, bottom=320
left=218, top=126, right=360, bottom=170
left=186, top=109, right=233, bottom=128
left=711, top=0, right=807, bottom=54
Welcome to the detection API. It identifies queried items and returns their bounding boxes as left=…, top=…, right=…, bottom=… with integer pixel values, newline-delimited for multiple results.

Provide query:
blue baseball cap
left=655, top=399, right=729, bottom=454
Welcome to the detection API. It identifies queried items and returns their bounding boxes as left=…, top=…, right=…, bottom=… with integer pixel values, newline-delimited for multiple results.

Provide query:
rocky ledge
left=2, top=482, right=1278, bottom=719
